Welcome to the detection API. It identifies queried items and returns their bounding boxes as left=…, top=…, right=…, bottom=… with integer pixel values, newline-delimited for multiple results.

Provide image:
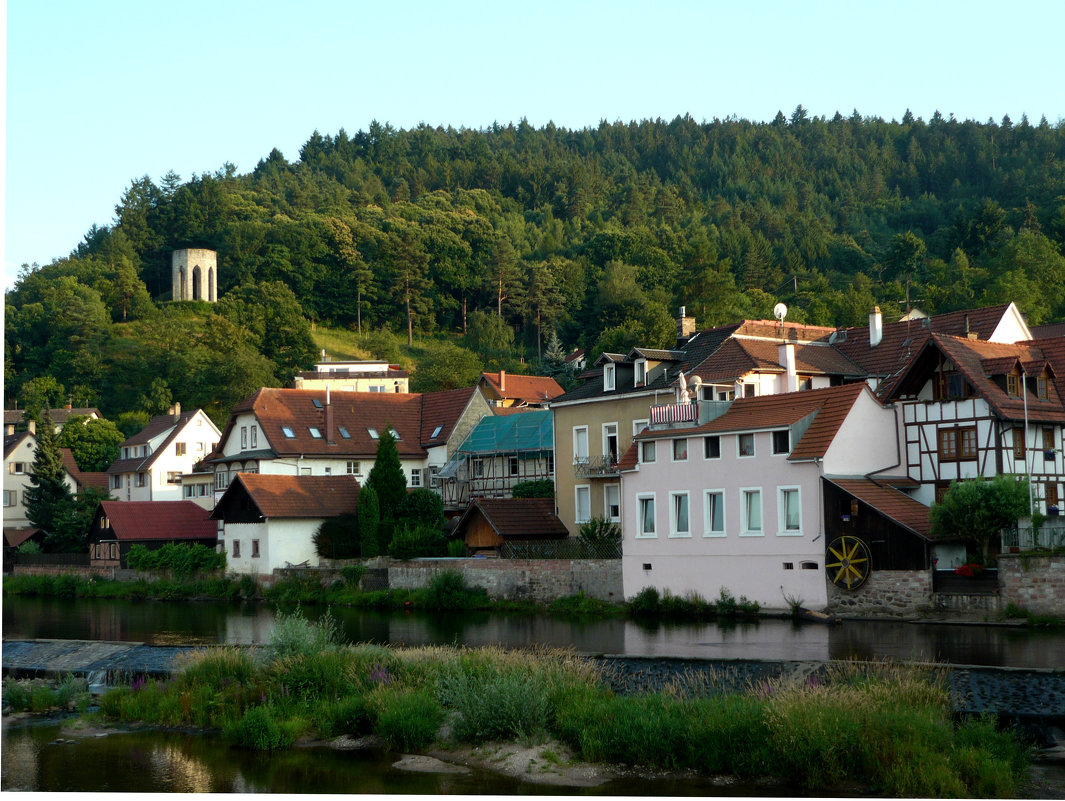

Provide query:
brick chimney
left=677, top=305, right=696, bottom=343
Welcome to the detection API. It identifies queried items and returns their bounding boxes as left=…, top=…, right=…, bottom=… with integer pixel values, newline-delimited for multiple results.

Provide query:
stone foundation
left=998, top=553, right=1065, bottom=617
left=824, top=570, right=932, bottom=617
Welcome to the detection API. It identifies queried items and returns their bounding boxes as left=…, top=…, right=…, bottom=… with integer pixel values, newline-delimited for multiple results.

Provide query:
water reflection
left=5, top=596, right=1065, bottom=669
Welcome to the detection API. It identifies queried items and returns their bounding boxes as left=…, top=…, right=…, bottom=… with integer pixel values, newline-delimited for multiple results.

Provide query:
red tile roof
left=480, top=372, right=564, bottom=403
left=217, top=474, right=360, bottom=519
left=420, top=387, right=478, bottom=446
left=826, top=479, right=932, bottom=540
left=60, top=449, right=111, bottom=494
left=4, top=527, right=42, bottom=548
left=97, top=500, right=216, bottom=541
left=457, top=498, right=568, bottom=540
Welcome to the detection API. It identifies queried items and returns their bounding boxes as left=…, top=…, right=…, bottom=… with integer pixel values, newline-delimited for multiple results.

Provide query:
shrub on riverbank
left=87, top=612, right=1029, bottom=797
left=3, top=675, right=90, bottom=714
left=3, top=573, right=242, bottom=601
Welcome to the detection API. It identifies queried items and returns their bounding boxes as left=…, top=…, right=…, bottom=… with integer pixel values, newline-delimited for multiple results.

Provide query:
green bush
left=388, top=523, right=445, bottom=560
left=126, top=543, right=225, bottom=576
left=578, top=516, right=621, bottom=546
left=224, top=706, right=293, bottom=750
left=240, top=574, right=257, bottom=600
left=373, top=688, right=444, bottom=751
left=3, top=680, right=30, bottom=711
left=315, top=694, right=374, bottom=738
left=438, top=661, right=551, bottom=743
left=550, top=592, right=620, bottom=617
left=628, top=586, right=660, bottom=616
left=398, top=488, right=445, bottom=529
left=269, top=606, right=342, bottom=659
left=446, top=539, right=467, bottom=557
left=511, top=479, right=554, bottom=499
left=340, top=565, right=365, bottom=588
left=422, top=571, right=487, bottom=611
left=54, top=574, right=78, bottom=600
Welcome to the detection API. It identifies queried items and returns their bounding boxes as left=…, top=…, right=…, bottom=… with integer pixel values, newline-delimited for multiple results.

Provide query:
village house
left=211, top=474, right=360, bottom=574
left=106, top=404, right=221, bottom=502
left=292, top=359, right=410, bottom=393
left=4, top=405, right=102, bottom=434
left=619, top=384, right=933, bottom=612
left=88, top=500, right=216, bottom=568
left=477, top=371, right=564, bottom=408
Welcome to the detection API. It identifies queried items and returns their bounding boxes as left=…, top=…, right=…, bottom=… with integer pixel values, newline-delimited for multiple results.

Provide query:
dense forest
left=6, top=109, right=1065, bottom=425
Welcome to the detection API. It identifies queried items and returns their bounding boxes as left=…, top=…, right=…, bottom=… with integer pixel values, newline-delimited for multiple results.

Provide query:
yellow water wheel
left=826, top=535, right=871, bottom=590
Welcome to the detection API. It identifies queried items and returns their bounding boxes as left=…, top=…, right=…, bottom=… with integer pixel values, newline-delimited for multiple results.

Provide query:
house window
left=324, top=467, right=332, bottom=476
left=743, top=383, right=756, bottom=398
left=110, top=543, right=118, bottom=560
left=136, top=472, right=147, bottom=487
left=12, top=462, right=25, bottom=475
left=1007, top=373, right=1020, bottom=397
left=938, top=428, right=958, bottom=460
left=251, top=540, right=260, bottom=558
left=308, top=427, right=323, bottom=439
left=473, top=458, right=485, bottom=478
left=670, top=492, right=690, bottom=537
left=575, top=485, right=591, bottom=524
left=429, top=466, right=441, bottom=487
left=282, top=426, right=296, bottom=438
left=1037, top=376, right=1049, bottom=399
left=338, top=426, right=351, bottom=439
left=672, top=438, right=688, bottom=461
left=546, top=453, right=555, bottom=473
left=2, top=490, right=15, bottom=507
left=1043, top=427, right=1055, bottom=451
left=603, top=423, right=619, bottom=463
left=250, top=425, right=258, bottom=448
left=634, top=359, right=647, bottom=387
left=738, top=433, right=755, bottom=457
left=367, top=428, right=380, bottom=440
left=232, top=540, right=241, bottom=559
left=508, top=456, right=519, bottom=476
left=215, top=471, right=229, bottom=490
left=704, top=436, right=720, bottom=459
left=741, top=488, right=762, bottom=535
left=772, top=430, right=790, bottom=455
left=573, top=426, right=589, bottom=464
left=704, top=490, right=725, bottom=536
left=184, top=485, right=193, bottom=498
left=640, top=440, right=656, bottom=463
left=175, top=442, right=186, bottom=456
left=1046, top=483, right=1059, bottom=509
left=198, top=484, right=208, bottom=496
left=241, top=427, right=248, bottom=449
left=1013, top=429, right=1026, bottom=459
left=716, top=388, right=735, bottom=401
left=632, top=419, right=649, bottom=436
left=778, top=487, right=802, bottom=535
left=111, top=475, right=122, bottom=490
left=605, top=484, right=620, bottom=521
left=411, top=469, right=421, bottom=487
left=167, top=472, right=180, bottom=484
left=637, top=494, right=656, bottom=537
left=430, top=425, right=443, bottom=439
left=604, top=363, right=616, bottom=391
left=347, top=461, right=360, bottom=474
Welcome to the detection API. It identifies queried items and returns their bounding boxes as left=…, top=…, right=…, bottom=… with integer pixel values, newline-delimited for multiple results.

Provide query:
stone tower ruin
left=172, top=248, right=218, bottom=302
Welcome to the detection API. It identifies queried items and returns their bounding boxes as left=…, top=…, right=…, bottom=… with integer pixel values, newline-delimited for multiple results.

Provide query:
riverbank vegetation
left=85, top=609, right=1029, bottom=797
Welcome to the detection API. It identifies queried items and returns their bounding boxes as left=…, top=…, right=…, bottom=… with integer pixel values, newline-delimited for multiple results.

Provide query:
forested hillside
left=7, top=109, right=1065, bottom=423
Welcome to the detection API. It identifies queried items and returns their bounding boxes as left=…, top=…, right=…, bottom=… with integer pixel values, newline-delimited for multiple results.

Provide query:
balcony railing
left=573, top=454, right=620, bottom=478
left=650, top=402, right=698, bottom=425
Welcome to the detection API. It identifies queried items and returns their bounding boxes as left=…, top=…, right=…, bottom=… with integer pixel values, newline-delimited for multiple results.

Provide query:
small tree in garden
left=398, top=488, right=445, bottom=530
left=357, top=486, right=381, bottom=558
left=930, top=476, right=1031, bottom=565
left=365, top=428, right=406, bottom=520
left=511, top=479, right=554, bottom=499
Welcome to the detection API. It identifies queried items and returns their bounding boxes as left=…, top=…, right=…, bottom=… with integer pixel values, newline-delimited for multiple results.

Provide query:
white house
left=211, top=473, right=360, bottom=575
left=619, top=384, right=924, bottom=612
left=106, top=405, right=221, bottom=502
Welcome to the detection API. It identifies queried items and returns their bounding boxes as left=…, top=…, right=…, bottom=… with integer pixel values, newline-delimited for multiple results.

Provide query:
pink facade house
left=620, top=384, right=925, bottom=612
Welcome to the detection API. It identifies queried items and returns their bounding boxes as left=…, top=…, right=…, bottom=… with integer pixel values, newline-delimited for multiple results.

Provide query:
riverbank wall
left=998, top=553, right=1065, bottom=617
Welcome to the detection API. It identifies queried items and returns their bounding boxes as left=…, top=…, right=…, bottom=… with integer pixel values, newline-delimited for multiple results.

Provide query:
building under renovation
left=435, top=410, right=554, bottom=510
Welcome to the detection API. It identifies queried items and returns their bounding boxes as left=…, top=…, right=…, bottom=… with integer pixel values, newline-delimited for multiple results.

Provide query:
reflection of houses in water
left=435, top=409, right=554, bottom=510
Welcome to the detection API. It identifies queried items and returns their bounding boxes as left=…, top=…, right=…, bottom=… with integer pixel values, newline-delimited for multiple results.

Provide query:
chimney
left=325, top=387, right=334, bottom=443
left=28, top=419, right=36, bottom=436
left=65, top=400, right=72, bottom=411
left=499, top=370, right=506, bottom=393
left=6, top=424, right=13, bottom=436
left=168, top=401, right=181, bottom=416
left=677, top=305, right=696, bottom=343
left=778, top=343, right=799, bottom=393
left=869, top=306, right=883, bottom=348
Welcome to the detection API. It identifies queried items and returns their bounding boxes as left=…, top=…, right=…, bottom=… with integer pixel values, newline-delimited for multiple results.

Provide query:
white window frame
left=411, top=469, right=422, bottom=487
left=604, top=363, right=616, bottom=391
left=508, top=455, right=519, bottom=476
left=632, top=418, right=649, bottom=437
left=669, top=491, right=691, bottom=538
left=573, top=426, right=589, bottom=464
left=240, top=427, right=248, bottom=449
left=636, top=493, right=657, bottom=538
left=575, top=484, right=591, bottom=524
left=777, top=486, right=802, bottom=536
left=346, top=460, right=360, bottom=475
left=740, top=487, right=763, bottom=536
left=604, top=484, right=621, bottom=522
left=672, top=438, right=688, bottom=462
left=603, top=422, right=618, bottom=462
left=634, top=359, right=647, bottom=387
left=703, top=489, right=726, bottom=537
left=737, top=432, right=755, bottom=458
left=250, top=425, right=258, bottom=448
left=640, top=440, right=656, bottom=463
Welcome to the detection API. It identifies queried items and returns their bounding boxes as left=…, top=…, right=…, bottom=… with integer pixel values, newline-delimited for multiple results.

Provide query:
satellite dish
left=773, top=303, right=788, bottom=322
left=689, top=376, right=703, bottom=388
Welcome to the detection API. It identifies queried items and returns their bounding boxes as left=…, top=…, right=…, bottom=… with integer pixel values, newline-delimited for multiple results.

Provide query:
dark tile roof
left=456, top=498, right=568, bottom=540
left=4, top=431, right=33, bottom=459
left=214, top=474, right=360, bottom=520
left=420, top=387, right=478, bottom=447
left=4, top=407, right=100, bottom=427
left=479, top=372, right=564, bottom=403
left=4, top=527, right=43, bottom=548
left=825, top=478, right=932, bottom=540
left=1030, top=336, right=1065, bottom=403
left=97, top=501, right=216, bottom=542
left=1031, top=322, right=1065, bottom=339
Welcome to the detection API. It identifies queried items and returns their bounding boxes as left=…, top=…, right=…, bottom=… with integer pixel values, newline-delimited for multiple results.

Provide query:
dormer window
left=634, top=359, right=647, bottom=387
left=604, top=363, right=616, bottom=391
left=1037, top=376, right=1049, bottom=399
left=1007, top=374, right=1020, bottom=397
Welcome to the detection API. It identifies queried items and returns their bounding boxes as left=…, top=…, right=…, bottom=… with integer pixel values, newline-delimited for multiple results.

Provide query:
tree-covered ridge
left=6, top=111, right=1065, bottom=420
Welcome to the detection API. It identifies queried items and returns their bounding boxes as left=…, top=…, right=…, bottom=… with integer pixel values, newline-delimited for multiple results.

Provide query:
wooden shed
left=454, top=498, right=568, bottom=556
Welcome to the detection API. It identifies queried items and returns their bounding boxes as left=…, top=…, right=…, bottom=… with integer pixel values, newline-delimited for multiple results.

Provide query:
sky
left=5, top=0, right=1065, bottom=289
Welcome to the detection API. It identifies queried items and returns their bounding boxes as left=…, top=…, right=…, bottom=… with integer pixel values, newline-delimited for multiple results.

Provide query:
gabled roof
left=825, top=478, right=932, bottom=540
left=629, top=347, right=686, bottom=361
left=479, top=372, right=564, bottom=404
left=636, top=384, right=871, bottom=461
left=889, top=334, right=1065, bottom=424
left=96, top=500, right=215, bottom=541
left=455, top=498, right=568, bottom=540
left=4, top=431, right=33, bottom=459
left=4, top=407, right=100, bottom=427
left=61, top=449, right=110, bottom=494
left=108, top=410, right=213, bottom=475
left=4, top=527, right=43, bottom=548
left=419, top=387, right=479, bottom=447
left=454, top=409, right=553, bottom=455
left=212, top=474, right=360, bottom=520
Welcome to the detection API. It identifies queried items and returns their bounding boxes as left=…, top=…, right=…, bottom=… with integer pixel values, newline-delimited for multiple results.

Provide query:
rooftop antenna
left=773, top=302, right=788, bottom=342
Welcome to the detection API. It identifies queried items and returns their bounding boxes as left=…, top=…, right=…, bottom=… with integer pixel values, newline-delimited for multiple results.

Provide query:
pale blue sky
left=5, top=0, right=1065, bottom=288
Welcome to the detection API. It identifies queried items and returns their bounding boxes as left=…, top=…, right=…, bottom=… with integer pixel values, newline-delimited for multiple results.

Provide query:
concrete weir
left=3, top=640, right=1064, bottom=724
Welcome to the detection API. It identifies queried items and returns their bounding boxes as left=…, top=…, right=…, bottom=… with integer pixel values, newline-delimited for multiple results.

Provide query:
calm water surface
left=5, top=595, right=1065, bottom=668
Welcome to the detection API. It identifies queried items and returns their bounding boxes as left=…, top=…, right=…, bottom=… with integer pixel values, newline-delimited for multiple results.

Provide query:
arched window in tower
left=207, top=267, right=215, bottom=301
left=192, top=265, right=202, bottom=301
left=179, top=267, right=187, bottom=299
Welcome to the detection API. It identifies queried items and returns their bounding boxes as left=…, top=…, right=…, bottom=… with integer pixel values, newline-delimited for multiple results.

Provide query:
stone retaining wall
left=998, top=553, right=1065, bottom=617
left=12, top=565, right=117, bottom=580
left=387, top=558, right=623, bottom=603
left=825, top=570, right=932, bottom=617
